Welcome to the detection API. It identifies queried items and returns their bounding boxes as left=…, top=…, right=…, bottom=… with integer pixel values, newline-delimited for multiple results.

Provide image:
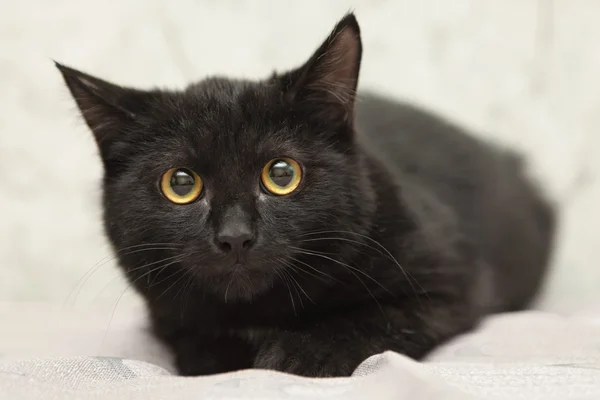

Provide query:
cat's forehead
left=186, top=77, right=256, bottom=99
left=153, top=78, right=310, bottom=167
left=175, top=80, right=295, bottom=143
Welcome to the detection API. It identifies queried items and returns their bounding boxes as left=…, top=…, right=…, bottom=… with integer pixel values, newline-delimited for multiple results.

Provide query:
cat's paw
left=173, top=334, right=255, bottom=376
left=253, top=332, right=357, bottom=377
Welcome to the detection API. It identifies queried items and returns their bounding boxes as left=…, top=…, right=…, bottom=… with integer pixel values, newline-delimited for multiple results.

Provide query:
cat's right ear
left=55, top=62, right=153, bottom=152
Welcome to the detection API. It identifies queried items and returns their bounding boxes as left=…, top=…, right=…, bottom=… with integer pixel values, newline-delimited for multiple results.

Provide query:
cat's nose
left=215, top=222, right=255, bottom=257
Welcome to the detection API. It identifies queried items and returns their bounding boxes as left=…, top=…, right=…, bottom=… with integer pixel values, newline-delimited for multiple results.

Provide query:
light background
left=0, top=0, right=598, bottom=311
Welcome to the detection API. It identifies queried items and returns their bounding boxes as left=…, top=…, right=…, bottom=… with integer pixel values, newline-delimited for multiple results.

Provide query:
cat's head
left=57, top=14, right=375, bottom=301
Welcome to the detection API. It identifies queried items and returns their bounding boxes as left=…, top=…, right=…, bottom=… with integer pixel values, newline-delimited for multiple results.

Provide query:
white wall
left=0, top=0, right=598, bottom=311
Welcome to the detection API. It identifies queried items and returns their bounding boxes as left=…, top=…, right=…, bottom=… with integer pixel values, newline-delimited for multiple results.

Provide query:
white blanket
left=1, top=303, right=599, bottom=399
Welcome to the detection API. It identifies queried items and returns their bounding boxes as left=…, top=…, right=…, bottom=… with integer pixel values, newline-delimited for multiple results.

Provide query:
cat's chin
left=201, top=266, right=275, bottom=303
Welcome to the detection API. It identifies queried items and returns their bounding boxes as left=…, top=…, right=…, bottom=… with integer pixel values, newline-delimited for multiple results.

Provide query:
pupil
left=170, top=170, right=195, bottom=196
left=269, top=160, right=294, bottom=187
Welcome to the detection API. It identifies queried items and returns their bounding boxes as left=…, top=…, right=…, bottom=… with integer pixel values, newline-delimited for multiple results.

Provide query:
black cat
left=56, top=13, right=555, bottom=377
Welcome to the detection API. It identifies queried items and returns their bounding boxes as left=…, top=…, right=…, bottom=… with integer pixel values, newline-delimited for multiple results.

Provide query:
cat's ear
left=55, top=62, right=153, bottom=149
left=282, top=13, right=362, bottom=125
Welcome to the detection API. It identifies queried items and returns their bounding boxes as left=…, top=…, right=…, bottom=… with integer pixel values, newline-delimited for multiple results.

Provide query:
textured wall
left=0, top=0, right=598, bottom=310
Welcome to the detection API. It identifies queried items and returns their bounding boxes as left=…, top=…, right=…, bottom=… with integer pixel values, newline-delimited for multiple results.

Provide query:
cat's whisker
left=147, top=252, right=188, bottom=286
left=291, top=247, right=393, bottom=296
left=281, top=268, right=305, bottom=309
left=173, top=271, right=193, bottom=300
left=290, top=248, right=387, bottom=319
left=145, top=257, right=192, bottom=289
left=295, top=236, right=417, bottom=299
left=157, top=267, right=195, bottom=301
left=100, top=253, right=189, bottom=349
left=288, top=256, right=340, bottom=283
left=111, top=255, right=189, bottom=301
left=65, top=245, right=184, bottom=306
left=179, top=275, right=197, bottom=322
left=282, top=262, right=315, bottom=305
left=275, top=268, right=297, bottom=316
left=294, top=230, right=428, bottom=301
left=287, top=257, right=336, bottom=284
left=93, top=253, right=189, bottom=301
left=224, top=277, right=234, bottom=304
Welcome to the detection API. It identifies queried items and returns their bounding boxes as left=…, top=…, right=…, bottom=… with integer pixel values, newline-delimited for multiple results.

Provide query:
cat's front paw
left=253, top=332, right=358, bottom=377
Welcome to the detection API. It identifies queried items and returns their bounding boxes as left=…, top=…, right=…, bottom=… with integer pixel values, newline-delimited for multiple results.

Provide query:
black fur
left=56, top=13, right=555, bottom=377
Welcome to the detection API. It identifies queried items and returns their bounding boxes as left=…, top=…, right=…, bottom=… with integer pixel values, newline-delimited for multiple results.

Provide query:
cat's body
left=356, top=95, right=553, bottom=313
left=57, top=14, right=555, bottom=377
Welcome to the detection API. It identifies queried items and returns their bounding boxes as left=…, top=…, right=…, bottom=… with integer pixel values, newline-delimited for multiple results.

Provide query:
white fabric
left=1, top=303, right=600, bottom=399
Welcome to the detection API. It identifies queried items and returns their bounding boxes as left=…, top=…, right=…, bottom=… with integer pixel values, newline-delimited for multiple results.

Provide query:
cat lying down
left=55, top=13, right=555, bottom=377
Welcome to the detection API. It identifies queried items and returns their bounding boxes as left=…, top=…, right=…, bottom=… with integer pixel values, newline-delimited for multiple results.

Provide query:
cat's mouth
left=205, top=265, right=274, bottom=302
left=209, top=256, right=259, bottom=275
left=185, top=254, right=278, bottom=302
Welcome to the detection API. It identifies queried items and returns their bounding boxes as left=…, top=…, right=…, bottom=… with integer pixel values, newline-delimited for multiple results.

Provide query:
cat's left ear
left=281, top=13, right=362, bottom=126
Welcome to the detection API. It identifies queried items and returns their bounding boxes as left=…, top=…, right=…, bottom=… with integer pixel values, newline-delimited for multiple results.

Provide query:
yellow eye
left=261, top=158, right=302, bottom=195
left=160, top=168, right=203, bottom=204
